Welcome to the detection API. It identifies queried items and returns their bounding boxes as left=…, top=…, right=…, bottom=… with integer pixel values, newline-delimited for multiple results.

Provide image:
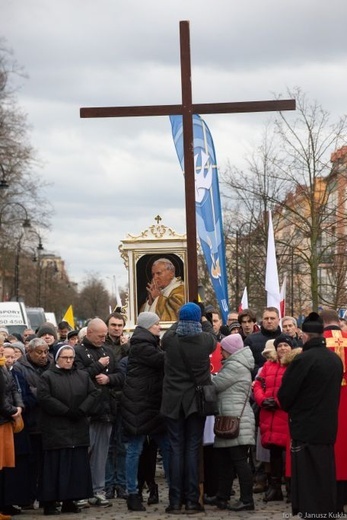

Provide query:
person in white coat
left=212, top=333, right=255, bottom=512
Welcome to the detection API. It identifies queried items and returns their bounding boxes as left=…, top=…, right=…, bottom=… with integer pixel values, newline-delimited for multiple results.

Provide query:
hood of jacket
left=222, top=345, right=254, bottom=371
left=280, top=347, right=302, bottom=366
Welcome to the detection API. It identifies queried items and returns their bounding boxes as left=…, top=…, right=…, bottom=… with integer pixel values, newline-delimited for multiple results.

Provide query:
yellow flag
left=63, top=305, right=74, bottom=329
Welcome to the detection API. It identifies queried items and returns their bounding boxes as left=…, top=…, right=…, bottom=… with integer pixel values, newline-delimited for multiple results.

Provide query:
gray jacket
left=212, top=346, right=255, bottom=448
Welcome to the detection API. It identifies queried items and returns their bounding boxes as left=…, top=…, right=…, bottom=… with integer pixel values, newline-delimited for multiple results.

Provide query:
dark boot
left=105, top=486, right=115, bottom=499
left=61, top=500, right=81, bottom=513
left=253, top=472, right=269, bottom=493
left=115, top=485, right=128, bottom=499
left=263, top=478, right=283, bottom=502
left=147, top=483, right=159, bottom=505
left=43, top=501, right=60, bottom=515
left=127, top=493, right=146, bottom=511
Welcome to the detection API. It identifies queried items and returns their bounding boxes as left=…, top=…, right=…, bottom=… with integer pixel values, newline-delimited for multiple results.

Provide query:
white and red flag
left=280, top=274, right=287, bottom=319
left=265, top=210, right=281, bottom=316
left=238, top=287, right=248, bottom=312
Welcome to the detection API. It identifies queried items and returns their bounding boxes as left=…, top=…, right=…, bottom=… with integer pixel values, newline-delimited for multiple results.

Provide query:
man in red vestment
left=321, top=309, right=347, bottom=512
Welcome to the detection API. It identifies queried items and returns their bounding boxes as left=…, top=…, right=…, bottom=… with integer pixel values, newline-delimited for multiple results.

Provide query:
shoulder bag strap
left=238, top=384, right=252, bottom=419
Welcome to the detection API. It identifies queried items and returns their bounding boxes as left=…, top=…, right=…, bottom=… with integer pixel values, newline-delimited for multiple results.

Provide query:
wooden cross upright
left=80, top=20, right=295, bottom=302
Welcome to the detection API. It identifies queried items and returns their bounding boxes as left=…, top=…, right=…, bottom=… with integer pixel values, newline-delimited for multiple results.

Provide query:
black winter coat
left=278, top=336, right=343, bottom=444
left=121, top=327, right=165, bottom=436
left=74, top=339, right=124, bottom=423
left=244, top=325, right=282, bottom=378
left=0, top=365, right=24, bottom=425
left=14, top=354, right=52, bottom=433
left=160, top=322, right=217, bottom=419
left=37, top=364, right=100, bottom=450
left=10, top=367, right=36, bottom=456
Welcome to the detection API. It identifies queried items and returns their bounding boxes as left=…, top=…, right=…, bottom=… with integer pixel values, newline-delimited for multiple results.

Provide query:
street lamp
left=0, top=201, right=31, bottom=229
left=30, top=230, right=44, bottom=306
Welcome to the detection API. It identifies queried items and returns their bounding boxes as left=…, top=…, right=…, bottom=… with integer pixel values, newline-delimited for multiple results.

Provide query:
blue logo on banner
left=170, top=114, right=229, bottom=323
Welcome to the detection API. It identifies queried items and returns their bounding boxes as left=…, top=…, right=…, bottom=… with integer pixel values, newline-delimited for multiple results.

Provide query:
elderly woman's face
left=56, top=348, right=75, bottom=369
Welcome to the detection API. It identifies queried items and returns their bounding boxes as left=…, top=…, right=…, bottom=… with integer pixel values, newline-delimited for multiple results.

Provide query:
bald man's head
left=86, top=318, right=108, bottom=347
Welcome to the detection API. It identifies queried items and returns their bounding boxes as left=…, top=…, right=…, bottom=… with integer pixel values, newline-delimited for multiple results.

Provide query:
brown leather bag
left=12, top=415, right=24, bottom=434
left=213, top=384, right=251, bottom=439
left=214, top=415, right=240, bottom=439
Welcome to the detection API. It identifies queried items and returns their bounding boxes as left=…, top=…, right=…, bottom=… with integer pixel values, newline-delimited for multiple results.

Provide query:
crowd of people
left=0, top=303, right=346, bottom=519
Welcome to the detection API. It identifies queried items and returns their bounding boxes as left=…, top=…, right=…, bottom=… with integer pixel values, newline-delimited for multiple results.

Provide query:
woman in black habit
left=37, top=345, right=100, bottom=515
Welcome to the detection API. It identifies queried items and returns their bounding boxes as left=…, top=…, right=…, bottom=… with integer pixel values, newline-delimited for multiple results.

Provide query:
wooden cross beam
left=80, top=20, right=295, bottom=303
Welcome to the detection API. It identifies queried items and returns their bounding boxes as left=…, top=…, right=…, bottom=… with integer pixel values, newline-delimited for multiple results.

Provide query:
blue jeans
left=166, top=412, right=206, bottom=506
left=125, top=433, right=169, bottom=495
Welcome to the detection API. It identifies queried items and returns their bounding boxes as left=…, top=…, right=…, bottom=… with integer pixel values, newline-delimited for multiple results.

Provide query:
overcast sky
left=1, top=0, right=347, bottom=297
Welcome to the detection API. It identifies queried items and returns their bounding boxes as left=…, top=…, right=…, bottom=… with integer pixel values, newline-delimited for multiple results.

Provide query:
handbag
left=214, top=415, right=240, bottom=439
left=178, top=344, right=218, bottom=417
left=213, top=385, right=251, bottom=439
left=12, top=415, right=24, bottom=434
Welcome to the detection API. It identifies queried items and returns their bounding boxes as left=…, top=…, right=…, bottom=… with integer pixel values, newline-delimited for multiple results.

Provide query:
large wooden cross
left=80, top=20, right=295, bottom=302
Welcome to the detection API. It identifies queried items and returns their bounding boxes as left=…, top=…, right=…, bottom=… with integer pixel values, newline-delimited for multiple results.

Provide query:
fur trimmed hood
left=265, top=347, right=302, bottom=365
left=281, top=347, right=302, bottom=366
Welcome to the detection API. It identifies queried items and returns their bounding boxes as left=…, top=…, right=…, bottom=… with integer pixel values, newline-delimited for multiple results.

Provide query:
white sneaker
left=75, top=499, right=90, bottom=508
left=88, top=493, right=112, bottom=507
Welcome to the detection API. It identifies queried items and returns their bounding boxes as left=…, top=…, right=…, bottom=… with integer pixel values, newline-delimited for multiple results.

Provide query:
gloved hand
left=262, top=397, right=278, bottom=410
left=205, top=311, right=213, bottom=325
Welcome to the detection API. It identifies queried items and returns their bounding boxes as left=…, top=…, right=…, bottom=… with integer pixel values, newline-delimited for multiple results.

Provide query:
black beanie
left=302, top=312, right=324, bottom=334
left=273, top=333, right=295, bottom=349
left=37, top=325, right=58, bottom=341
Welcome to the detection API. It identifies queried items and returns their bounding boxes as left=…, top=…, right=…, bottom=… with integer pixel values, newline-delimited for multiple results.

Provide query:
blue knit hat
left=179, top=303, right=201, bottom=322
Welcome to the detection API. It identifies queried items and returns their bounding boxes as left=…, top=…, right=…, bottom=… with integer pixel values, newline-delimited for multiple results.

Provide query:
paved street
left=17, top=472, right=292, bottom=520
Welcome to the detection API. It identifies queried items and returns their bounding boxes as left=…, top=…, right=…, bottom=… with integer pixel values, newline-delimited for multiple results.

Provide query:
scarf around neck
left=176, top=320, right=202, bottom=337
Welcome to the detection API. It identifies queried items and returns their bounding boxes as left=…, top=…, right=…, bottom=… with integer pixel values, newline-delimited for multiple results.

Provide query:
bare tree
left=222, top=88, right=347, bottom=313
left=0, top=41, right=52, bottom=302
left=75, top=273, right=111, bottom=320
left=0, top=41, right=51, bottom=233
